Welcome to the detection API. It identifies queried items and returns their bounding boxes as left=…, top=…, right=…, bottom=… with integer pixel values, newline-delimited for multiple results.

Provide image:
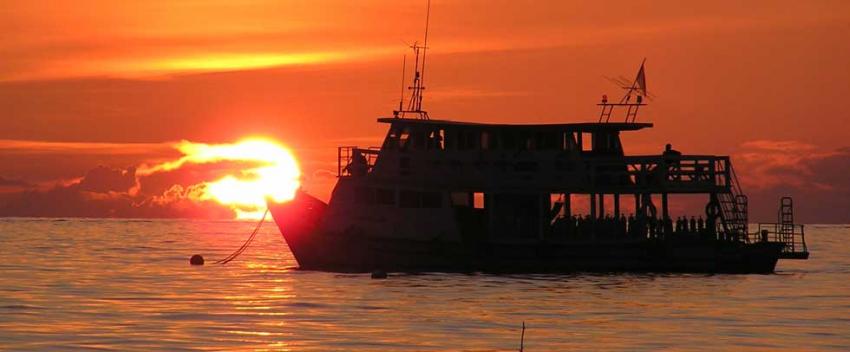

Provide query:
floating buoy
left=371, top=270, right=387, bottom=279
left=190, top=254, right=205, bottom=265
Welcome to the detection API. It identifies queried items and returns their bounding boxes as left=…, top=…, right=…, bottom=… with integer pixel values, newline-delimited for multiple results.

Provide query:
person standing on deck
left=663, top=144, right=682, bottom=181
left=346, top=150, right=368, bottom=176
left=690, top=217, right=697, bottom=235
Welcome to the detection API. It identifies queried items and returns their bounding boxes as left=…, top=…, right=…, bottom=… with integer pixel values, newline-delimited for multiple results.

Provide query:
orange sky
left=1, top=0, right=849, bottom=221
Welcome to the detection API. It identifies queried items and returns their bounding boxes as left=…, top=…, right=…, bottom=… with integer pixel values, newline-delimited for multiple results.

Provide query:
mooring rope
left=215, top=208, right=269, bottom=265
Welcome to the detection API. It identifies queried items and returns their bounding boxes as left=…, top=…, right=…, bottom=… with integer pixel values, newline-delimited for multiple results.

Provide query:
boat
left=268, top=25, right=809, bottom=273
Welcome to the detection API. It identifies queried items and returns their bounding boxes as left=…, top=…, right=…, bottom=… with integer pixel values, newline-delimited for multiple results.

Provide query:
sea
left=0, top=219, right=847, bottom=351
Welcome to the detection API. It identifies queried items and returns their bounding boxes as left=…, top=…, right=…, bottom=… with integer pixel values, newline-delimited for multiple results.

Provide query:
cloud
left=0, top=139, right=173, bottom=156
left=734, top=141, right=850, bottom=223
left=4, top=0, right=846, bottom=81
left=0, top=176, right=32, bottom=188
left=77, top=166, right=138, bottom=194
left=0, top=138, right=300, bottom=219
left=0, top=165, right=232, bottom=218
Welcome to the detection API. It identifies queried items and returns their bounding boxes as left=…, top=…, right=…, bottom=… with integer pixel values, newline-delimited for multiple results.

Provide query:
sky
left=1, top=0, right=849, bottom=222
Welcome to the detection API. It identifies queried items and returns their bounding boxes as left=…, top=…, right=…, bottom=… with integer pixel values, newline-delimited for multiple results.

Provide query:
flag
left=635, top=61, right=647, bottom=97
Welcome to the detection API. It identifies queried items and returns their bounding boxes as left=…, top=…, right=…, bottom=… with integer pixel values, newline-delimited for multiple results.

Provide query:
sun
left=189, top=138, right=302, bottom=219
left=201, top=138, right=301, bottom=219
left=137, top=137, right=301, bottom=219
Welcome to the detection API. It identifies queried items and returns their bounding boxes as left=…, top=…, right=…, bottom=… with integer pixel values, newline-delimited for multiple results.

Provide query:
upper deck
left=335, top=116, right=737, bottom=196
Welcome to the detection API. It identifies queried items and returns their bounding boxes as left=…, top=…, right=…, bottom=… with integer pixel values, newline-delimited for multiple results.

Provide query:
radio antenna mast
left=394, top=0, right=432, bottom=120
left=396, top=55, right=406, bottom=115
left=418, top=0, right=431, bottom=112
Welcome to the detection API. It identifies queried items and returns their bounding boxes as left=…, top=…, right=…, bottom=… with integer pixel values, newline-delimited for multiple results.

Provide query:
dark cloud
left=735, top=143, right=850, bottom=223
left=0, top=165, right=233, bottom=219
left=0, top=176, right=32, bottom=188
left=77, top=166, right=137, bottom=193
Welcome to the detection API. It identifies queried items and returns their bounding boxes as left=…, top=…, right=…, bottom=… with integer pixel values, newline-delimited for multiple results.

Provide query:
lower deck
left=269, top=191, right=785, bottom=274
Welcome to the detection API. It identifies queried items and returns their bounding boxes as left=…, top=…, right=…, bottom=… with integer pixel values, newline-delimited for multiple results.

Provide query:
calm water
left=0, top=219, right=847, bottom=351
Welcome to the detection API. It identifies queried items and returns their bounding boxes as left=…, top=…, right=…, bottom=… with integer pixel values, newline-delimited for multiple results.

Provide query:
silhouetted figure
left=663, top=143, right=681, bottom=159
left=346, top=150, right=368, bottom=176
left=690, top=217, right=697, bottom=235
left=697, top=216, right=705, bottom=234
left=663, top=144, right=682, bottom=180
left=675, top=216, right=683, bottom=234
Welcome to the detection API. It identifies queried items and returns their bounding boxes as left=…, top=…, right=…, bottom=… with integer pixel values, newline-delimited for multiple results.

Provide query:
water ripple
left=0, top=219, right=848, bottom=351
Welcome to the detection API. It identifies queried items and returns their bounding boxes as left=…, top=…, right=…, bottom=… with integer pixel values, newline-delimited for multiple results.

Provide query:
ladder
left=773, top=197, right=809, bottom=258
left=716, top=163, right=748, bottom=240
left=779, top=197, right=794, bottom=249
left=754, top=197, right=809, bottom=259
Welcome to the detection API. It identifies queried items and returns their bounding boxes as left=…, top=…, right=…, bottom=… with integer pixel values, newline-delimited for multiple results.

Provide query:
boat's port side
left=272, top=117, right=808, bottom=274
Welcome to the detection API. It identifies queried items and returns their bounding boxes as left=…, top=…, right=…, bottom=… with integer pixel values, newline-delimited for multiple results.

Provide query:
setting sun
left=138, top=138, right=301, bottom=219
left=201, top=139, right=300, bottom=219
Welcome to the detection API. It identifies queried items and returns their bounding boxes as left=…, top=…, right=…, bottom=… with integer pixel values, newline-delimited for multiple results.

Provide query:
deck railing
left=587, top=155, right=732, bottom=193
left=338, top=146, right=380, bottom=177
left=753, top=223, right=809, bottom=259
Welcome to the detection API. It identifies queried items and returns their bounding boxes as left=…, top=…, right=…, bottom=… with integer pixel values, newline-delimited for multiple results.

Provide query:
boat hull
left=269, top=192, right=782, bottom=274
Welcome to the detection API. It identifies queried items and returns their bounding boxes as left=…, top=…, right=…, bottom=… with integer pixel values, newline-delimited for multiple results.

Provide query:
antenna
left=598, top=59, right=648, bottom=123
left=419, top=0, right=431, bottom=111
left=395, top=0, right=432, bottom=120
left=394, top=55, right=406, bottom=117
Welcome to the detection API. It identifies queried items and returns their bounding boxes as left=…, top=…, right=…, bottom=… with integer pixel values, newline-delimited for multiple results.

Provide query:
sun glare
left=148, top=138, right=301, bottom=219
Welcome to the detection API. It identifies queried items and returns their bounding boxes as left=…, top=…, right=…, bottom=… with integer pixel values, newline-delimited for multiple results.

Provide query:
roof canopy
left=377, top=117, right=653, bottom=132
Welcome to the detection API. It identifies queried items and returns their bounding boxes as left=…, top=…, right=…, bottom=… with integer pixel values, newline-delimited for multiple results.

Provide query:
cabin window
left=592, top=132, right=604, bottom=152
left=523, top=135, right=537, bottom=150
left=537, top=132, right=558, bottom=150
left=481, top=131, right=491, bottom=150
left=443, top=128, right=456, bottom=150
left=426, top=129, right=445, bottom=150
left=399, top=190, right=419, bottom=208
left=450, top=192, right=471, bottom=207
left=398, top=190, right=442, bottom=208
left=473, top=192, right=485, bottom=209
left=581, top=132, right=593, bottom=152
left=591, top=131, right=621, bottom=154
left=457, top=130, right=478, bottom=151
left=508, top=131, right=535, bottom=151
left=410, top=128, right=426, bottom=150
left=501, top=131, right=516, bottom=150
left=562, top=132, right=577, bottom=151
left=421, top=192, right=442, bottom=208
left=375, top=188, right=395, bottom=205
left=383, top=126, right=400, bottom=150
left=398, top=128, right=411, bottom=150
